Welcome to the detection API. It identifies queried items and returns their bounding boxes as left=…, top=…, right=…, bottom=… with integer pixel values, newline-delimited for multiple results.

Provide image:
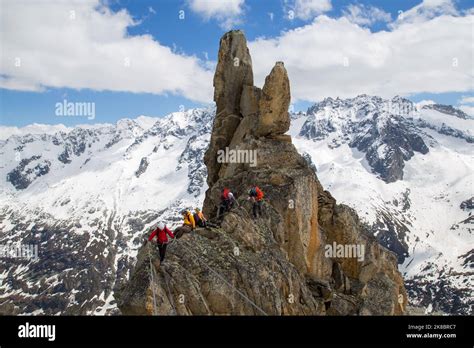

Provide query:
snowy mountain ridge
left=0, top=96, right=472, bottom=315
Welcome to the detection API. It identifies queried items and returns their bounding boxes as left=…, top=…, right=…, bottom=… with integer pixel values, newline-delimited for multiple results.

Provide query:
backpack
left=222, top=188, right=230, bottom=200
left=249, top=187, right=257, bottom=197
left=255, top=186, right=264, bottom=200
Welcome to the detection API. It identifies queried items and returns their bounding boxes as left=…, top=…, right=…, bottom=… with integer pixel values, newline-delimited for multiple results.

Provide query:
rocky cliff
left=117, top=30, right=407, bottom=316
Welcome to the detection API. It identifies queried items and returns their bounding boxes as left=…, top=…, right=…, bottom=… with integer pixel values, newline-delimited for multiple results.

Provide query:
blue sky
left=0, top=0, right=473, bottom=127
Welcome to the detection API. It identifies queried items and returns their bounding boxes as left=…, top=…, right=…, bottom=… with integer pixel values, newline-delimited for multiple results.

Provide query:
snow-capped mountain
left=0, top=108, right=213, bottom=315
left=0, top=96, right=472, bottom=315
left=291, top=95, right=473, bottom=315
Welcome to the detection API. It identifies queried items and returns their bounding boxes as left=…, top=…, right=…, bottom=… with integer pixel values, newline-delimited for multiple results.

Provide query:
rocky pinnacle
left=204, top=30, right=253, bottom=188
left=118, top=30, right=408, bottom=316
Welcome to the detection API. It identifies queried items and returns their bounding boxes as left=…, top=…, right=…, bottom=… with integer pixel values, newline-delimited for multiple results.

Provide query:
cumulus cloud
left=248, top=7, right=473, bottom=102
left=459, top=96, right=474, bottom=104
left=416, top=100, right=436, bottom=108
left=458, top=96, right=474, bottom=116
left=1, top=0, right=471, bottom=107
left=0, top=0, right=214, bottom=103
left=342, top=4, right=391, bottom=26
left=391, top=0, right=458, bottom=26
left=187, top=0, right=245, bottom=29
left=285, top=0, right=332, bottom=20
left=458, top=105, right=474, bottom=116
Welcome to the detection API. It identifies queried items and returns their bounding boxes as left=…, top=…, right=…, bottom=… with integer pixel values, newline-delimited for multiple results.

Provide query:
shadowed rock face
left=118, top=30, right=407, bottom=316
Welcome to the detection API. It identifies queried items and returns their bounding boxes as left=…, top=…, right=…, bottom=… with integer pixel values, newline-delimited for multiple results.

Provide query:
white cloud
left=248, top=7, right=473, bottom=102
left=459, top=96, right=474, bottom=104
left=459, top=105, right=474, bottom=116
left=187, top=0, right=245, bottom=29
left=391, top=0, right=458, bottom=26
left=285, top=0, right=332, bottom=20
left=416, top=100, right=436, bottom=108
left=342, top=4, right=391, bottom=26
left=0, top=0, right=213, bottom=103
left=1, top=0, right=471, bottom=108
left=458, top=96, right=474, bottom=116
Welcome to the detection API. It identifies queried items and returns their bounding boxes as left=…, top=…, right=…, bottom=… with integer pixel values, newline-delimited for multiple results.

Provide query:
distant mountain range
left=0, top=96, right=472, bottom=315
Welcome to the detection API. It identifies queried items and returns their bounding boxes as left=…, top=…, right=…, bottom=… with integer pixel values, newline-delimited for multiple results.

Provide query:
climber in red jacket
left=148, top=222, right=174, bottom=262
left=217, top=187, right=238, bottom=221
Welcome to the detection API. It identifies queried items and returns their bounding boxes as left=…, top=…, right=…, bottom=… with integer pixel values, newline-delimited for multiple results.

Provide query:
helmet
left=228, top=192, right=234, bottom=199
left=195, top=207, right=200, bottom=212
left=157, top=222, right=165, bottom=230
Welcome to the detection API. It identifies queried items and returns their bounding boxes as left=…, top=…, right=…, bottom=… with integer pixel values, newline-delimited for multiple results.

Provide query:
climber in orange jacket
left=194, top=207, right=207, bottom=228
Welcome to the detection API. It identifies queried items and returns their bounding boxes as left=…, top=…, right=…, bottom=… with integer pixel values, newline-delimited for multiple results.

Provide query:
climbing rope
left=146, top=239, right=180, bottom=315
left=146, top=245, right=158, bottom=316
left=162, top=267, right=178, bottom=315
left=175, top=238, right=269, bottom=316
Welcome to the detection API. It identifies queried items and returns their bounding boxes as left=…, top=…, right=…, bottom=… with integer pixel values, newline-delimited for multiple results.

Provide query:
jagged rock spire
left=204, top=30, right=253, bottom=188
left=213, top=30, right=253, bottom=115
left=257, top=61, right=291, bottom=137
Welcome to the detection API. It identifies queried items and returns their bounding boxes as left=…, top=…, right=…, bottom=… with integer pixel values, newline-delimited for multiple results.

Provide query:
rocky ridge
left=117, top=31, right=407, bottom=316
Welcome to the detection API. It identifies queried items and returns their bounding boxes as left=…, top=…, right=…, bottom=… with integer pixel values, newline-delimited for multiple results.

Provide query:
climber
left=194, top=207, right=207, bottom=228
left=147, top=222, right=174, bottom=262
left=217, top=188, right=238, bottom=220
left=248, top=185, right=264, bottom=218
left=174, top=209, right=195, bottom=239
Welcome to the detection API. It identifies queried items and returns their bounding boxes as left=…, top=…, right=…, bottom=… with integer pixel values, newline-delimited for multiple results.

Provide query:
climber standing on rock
left=217, top=187, right=238, bottom=221
left=147, top=222, right=174, bottom=263
left=174, top=209, right=195, bottom=239
left=194, top=207, right=207, bottom=228
left=248, top=185, right=264, bottom=219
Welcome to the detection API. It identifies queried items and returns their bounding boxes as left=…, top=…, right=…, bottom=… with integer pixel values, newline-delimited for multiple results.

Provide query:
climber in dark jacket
left=217, top=188, right=238, bottom=220
left=248, top=185, right=264, bottom=218
left=148, top=222, right=174, bottom=262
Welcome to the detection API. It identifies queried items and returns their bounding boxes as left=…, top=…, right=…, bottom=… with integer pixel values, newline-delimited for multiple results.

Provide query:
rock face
left=204, top=30, right=253, bottom=188
left=350, top=115, right=429, bottom=183
left=117, top=30, right=407, bottom=316
left=299, top=96, right=432, bottom=183
left=422, top=103, right=468, bottom=119
left=257, top=62, right=291, bottom=137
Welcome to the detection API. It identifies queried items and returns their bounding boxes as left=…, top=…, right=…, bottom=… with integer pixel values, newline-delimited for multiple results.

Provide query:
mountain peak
left=118, top=30, right=407, bottom=316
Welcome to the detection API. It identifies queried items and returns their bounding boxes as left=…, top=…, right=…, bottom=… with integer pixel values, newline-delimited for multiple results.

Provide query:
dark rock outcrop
left=460, top=197, right=474, bottom=211
left=6, top=156, right=51, bottom=190
left=422, top=104, right=468, bottom=119
left=135, top=157, right=149, bottom=178
left=350, top=115, right=429, bottom=183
